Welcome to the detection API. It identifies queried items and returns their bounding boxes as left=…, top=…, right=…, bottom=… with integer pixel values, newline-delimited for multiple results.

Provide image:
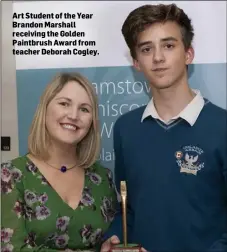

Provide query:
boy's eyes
left=140, top=44, right=175, bottom=53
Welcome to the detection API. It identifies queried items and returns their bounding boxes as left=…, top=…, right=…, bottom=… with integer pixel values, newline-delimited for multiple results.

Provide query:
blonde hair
left=28, top=72, right=100, bottom=168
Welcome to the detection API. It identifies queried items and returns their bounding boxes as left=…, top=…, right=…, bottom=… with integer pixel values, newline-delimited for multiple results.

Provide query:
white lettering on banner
left=100, top=122, right=114, bottom=139
left=97, top=148, right=115, bottom=162
left=92, top=81, right=151, bottom=95
left=99, top=103, right=146, bottom=117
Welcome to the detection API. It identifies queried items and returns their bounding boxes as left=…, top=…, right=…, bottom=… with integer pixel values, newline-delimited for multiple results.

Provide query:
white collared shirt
left=141, top=89, right=205, bottom=126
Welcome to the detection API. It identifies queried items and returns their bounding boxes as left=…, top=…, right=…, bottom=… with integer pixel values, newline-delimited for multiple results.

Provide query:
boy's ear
left=133, top=59, right=141, bottom=71
left=185, top=46, right=194, bottom=65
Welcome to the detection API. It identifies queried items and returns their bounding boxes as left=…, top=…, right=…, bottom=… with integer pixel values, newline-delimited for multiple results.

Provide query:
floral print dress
left=1, top=156, right=117, bottom=252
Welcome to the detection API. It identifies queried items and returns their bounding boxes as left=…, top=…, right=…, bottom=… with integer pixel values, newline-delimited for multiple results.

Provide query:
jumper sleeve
left=102, top=118, right=134, bottom=242
left=208, top=134, right=227, bottom=251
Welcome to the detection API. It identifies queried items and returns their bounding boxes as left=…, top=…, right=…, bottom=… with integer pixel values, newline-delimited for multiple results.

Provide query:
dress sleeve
left=1, top=160, right=29, bottom=251
left=1, top=161, right=82, bottom=252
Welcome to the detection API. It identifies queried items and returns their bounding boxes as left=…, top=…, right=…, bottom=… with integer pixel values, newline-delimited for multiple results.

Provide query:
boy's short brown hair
left=122, top=4, right=194, bottom=59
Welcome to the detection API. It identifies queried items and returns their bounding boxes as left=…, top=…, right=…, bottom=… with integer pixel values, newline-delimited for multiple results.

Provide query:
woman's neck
left=45, top=142, right=78, bottom=168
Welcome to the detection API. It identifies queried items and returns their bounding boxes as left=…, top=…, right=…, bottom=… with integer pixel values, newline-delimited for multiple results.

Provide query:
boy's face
left=133, top=21, right=194, bottom=90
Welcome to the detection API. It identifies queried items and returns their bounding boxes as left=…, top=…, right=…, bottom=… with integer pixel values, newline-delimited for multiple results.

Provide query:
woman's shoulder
left=1, top=155, right=29, bottom=194
left=1, top=155, right=28, bottom=171
left=1, top=155, right=33, bottom=181
left=87, top=161, right=116, bottom=190
left=88, top=161, right=113, bottom=177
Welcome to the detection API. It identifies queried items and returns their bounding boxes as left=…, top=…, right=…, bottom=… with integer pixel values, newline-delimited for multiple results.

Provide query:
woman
left=1, top=73, right=117, bottom=252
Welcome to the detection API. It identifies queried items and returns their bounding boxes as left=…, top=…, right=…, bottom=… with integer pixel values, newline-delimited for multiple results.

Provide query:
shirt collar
left=141, top=89, right=205, bottom=126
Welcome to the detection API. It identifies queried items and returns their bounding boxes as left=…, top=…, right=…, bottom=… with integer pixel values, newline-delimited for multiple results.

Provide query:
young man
left=101, top=3, right=227, bottom=252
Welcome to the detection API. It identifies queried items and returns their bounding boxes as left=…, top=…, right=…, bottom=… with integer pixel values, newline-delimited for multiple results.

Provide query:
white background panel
left=12, top=1, right=227, bottom=70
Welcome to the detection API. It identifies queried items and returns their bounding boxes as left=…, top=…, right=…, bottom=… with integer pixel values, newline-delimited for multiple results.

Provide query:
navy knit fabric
left=104, top=100, right=227, bottom=252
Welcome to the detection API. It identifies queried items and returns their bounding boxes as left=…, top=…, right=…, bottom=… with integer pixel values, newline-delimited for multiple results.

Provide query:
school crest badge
left=175, top=145, right=205, bottom=175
